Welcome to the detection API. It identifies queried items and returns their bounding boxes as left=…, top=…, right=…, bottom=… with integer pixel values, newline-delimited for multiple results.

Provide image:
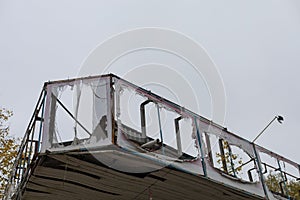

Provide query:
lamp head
left=276, top=115, right=284, bottom=124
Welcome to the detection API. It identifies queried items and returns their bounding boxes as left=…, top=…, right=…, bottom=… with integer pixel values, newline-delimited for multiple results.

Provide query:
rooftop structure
left=4, top=74, right=300, bottom=200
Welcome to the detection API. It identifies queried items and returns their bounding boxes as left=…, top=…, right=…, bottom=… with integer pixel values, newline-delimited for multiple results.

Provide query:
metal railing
left=4, top=74, right=300, bottom=200
left=4, top=87, right=46, bottom=200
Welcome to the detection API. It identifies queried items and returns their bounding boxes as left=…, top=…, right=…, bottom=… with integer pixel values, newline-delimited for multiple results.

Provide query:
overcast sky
left=0, top=1, right=299, bottom=163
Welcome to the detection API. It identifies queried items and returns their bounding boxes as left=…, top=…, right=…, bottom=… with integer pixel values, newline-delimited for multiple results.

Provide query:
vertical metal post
left=194, top=117, right=207, bottom=177
left=16, top=160, right=21, bottom=183
left=37, top=90, right=46, bottom=152
left=277, top=159, right=291, bottom=199
left=115, top=82, right=122, bottom=144
left=140, top=100, right=152, bottom=139
left=252, top=144, right=270, bottom=200
left=227, top=144, right=236, bottom=177
left=205, top=133, right=213, bottom=164
left=27, top=122, right=36, bottom=167
left=110, top=76, right=116, bottom=144
left=156, top=104, right=164, bottom=154
left=48, top=93, right=57, bottom=146
left=219, top=139, right=228, bottom=173
left=174, top=116, right=183, bottom=157
left=298, top=164, right=300, bottom=181
left=21, top=132, right=30, bottom=179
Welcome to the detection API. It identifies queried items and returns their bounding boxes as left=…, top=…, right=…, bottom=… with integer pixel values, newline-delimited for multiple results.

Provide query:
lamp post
left=252, top=115, right=284, bottom=143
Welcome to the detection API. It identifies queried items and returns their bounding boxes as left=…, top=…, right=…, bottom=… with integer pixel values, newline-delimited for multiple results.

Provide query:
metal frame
left=4, top=74, right=300, bottom=200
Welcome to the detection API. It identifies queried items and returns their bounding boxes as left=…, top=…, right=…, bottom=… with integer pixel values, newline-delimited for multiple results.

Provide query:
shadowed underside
left=18, top=151, right=263, bottom=200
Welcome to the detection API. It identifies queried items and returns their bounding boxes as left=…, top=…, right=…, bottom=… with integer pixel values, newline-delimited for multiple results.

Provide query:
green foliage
left=216, top=140, right=243, bottom=175
left=0, top=108, right=19, bottom=199
left=216, top=140, right=300, bottom=199
left=265, top=172, right=281, bottom=193
left=265, top=172, right=300, bottom=200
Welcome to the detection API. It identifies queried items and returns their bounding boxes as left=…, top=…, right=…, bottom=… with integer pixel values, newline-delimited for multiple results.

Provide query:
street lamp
left=252, top=115, right=284, bottom=143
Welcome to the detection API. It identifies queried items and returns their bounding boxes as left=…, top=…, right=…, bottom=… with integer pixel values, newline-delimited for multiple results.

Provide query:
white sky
left=0, top=0, right=299, bottom=163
